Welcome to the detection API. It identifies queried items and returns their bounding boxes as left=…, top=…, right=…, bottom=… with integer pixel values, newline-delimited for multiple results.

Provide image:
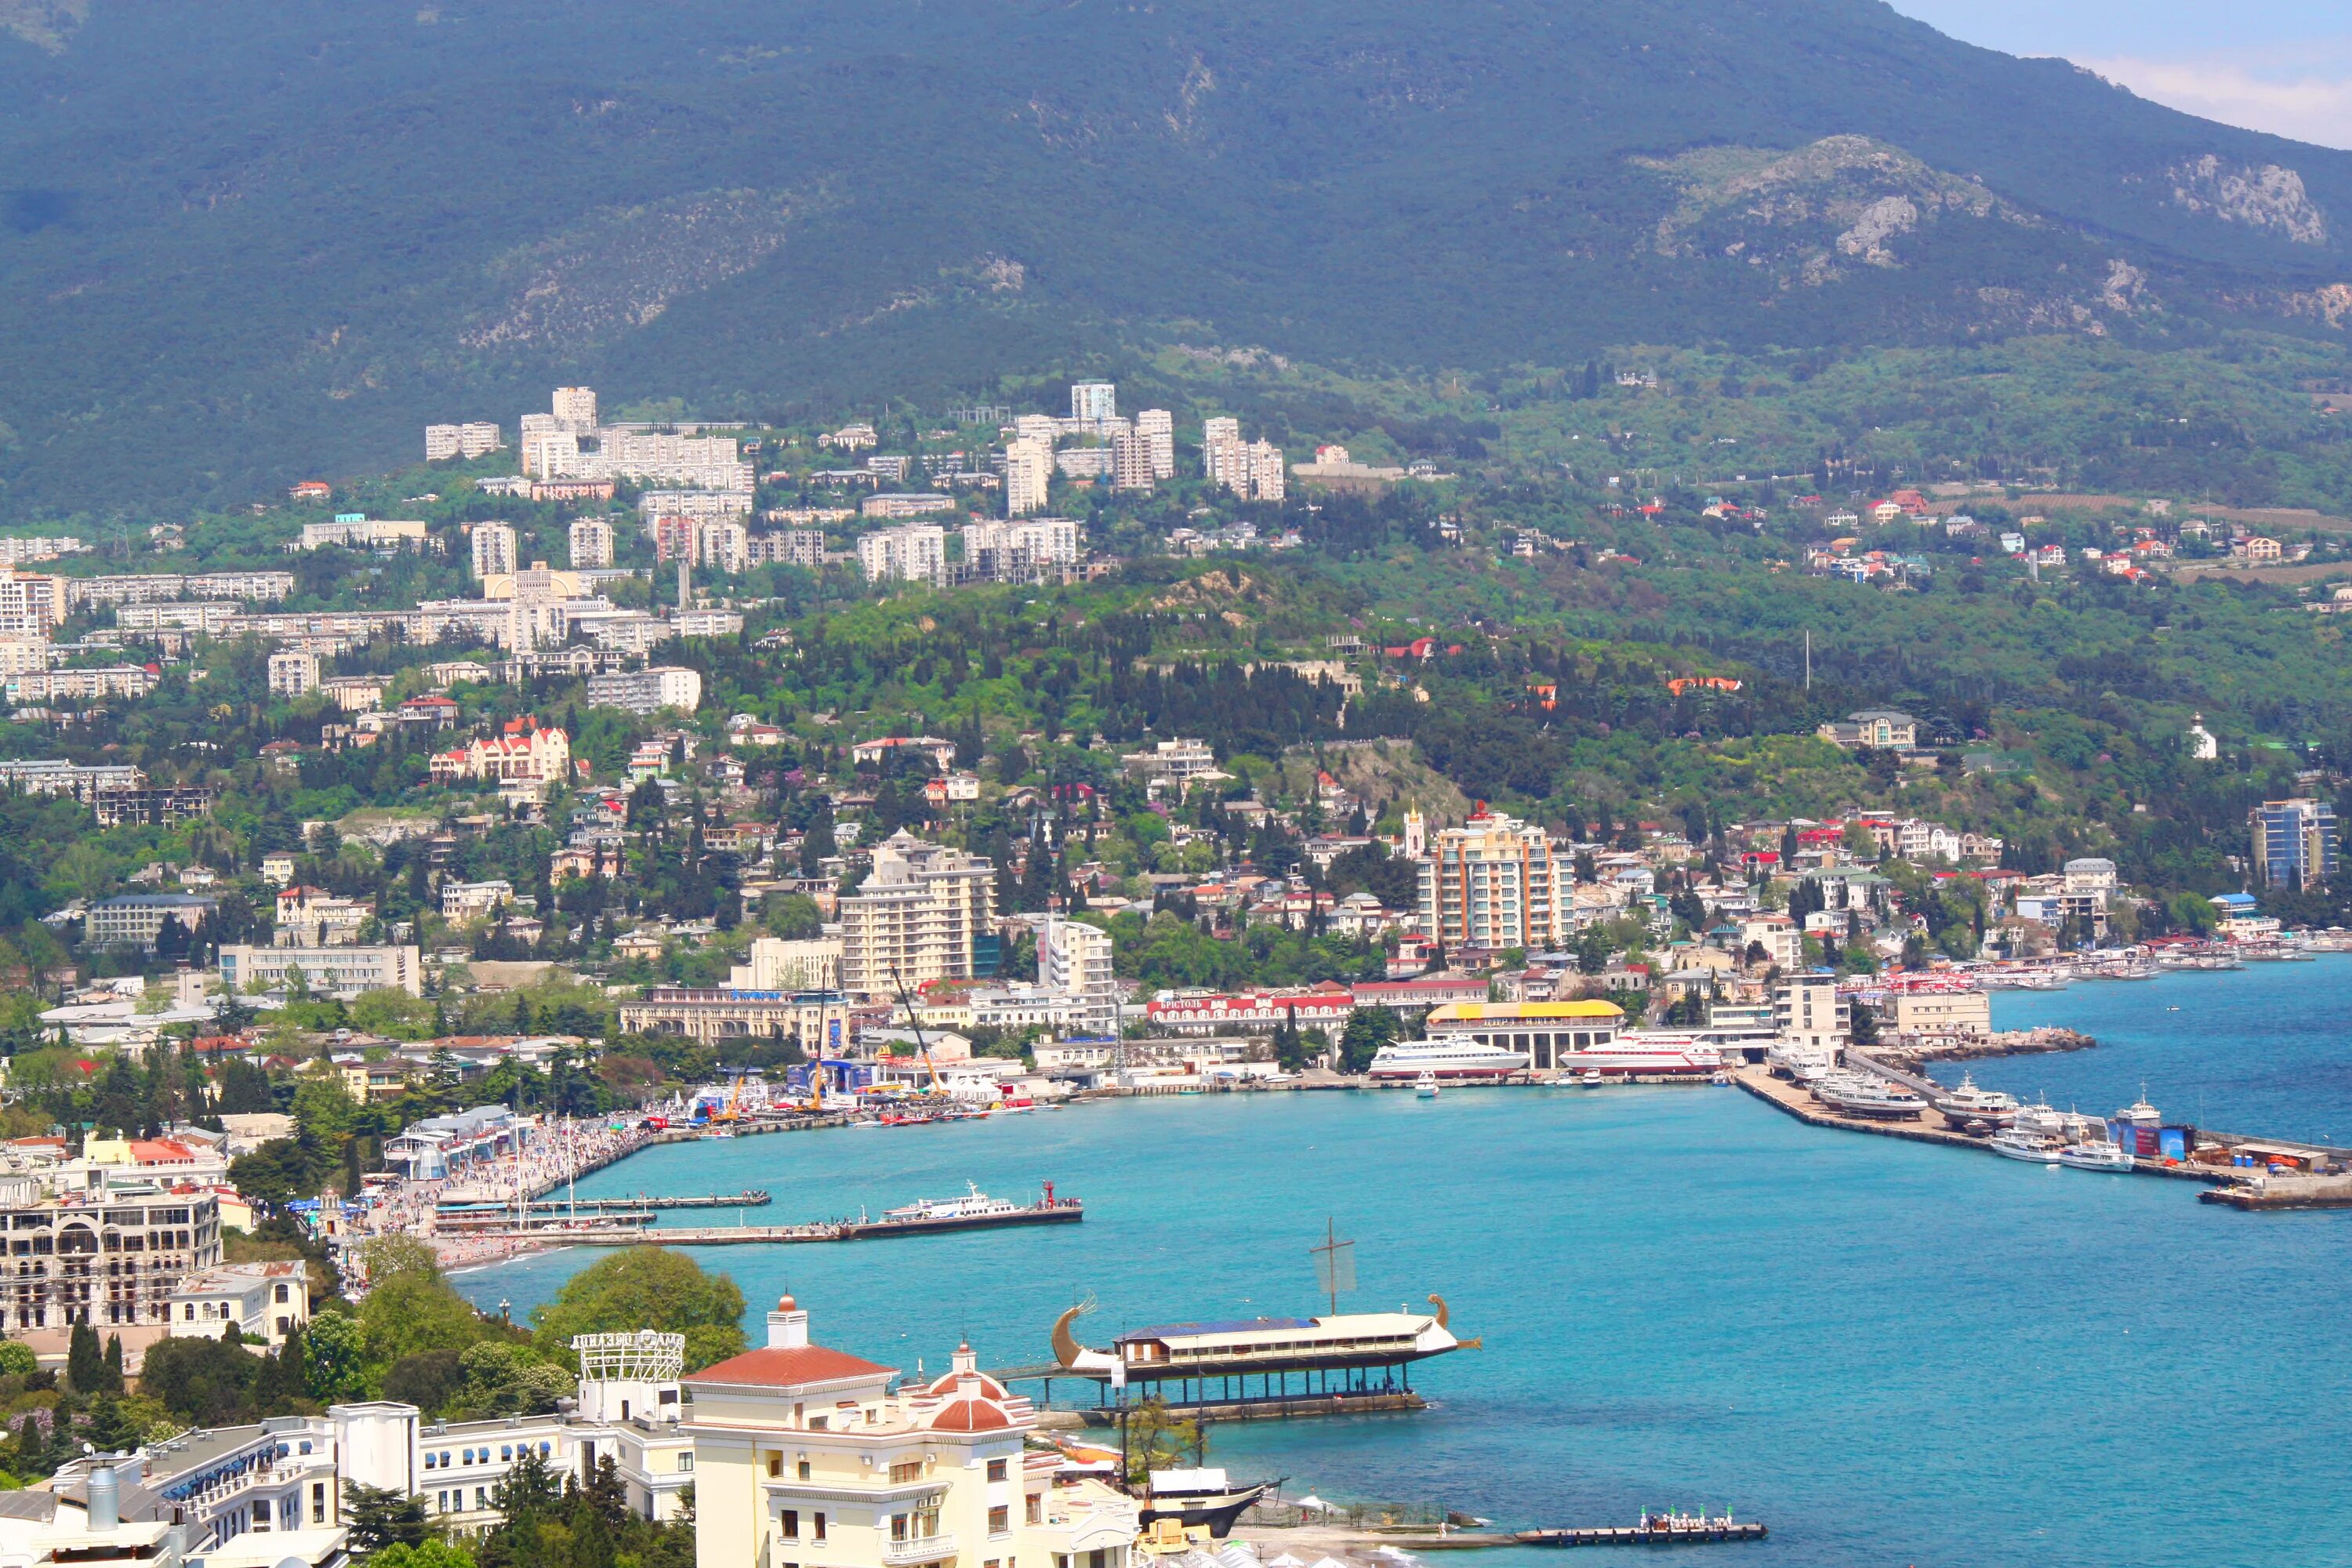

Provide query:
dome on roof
left=926, top=1367, right=1010, bottom=1400
left=927, top=1396, right=1013, bottom=1432
left=777, top=1294, right=797, bottom=1311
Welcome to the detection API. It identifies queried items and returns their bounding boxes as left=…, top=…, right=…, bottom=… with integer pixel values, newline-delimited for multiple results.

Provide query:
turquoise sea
left=456, top=961, right=2352, bottom=1566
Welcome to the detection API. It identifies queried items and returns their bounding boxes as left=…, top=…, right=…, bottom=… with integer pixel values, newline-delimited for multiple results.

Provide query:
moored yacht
left=1933, top=1072, right=2022, bottom=1130
left=1813, top=1075, right=1928, bottom=1120
left=2058, top=1138, right=2136, bottom=1172
left=1990, top=1126, right=2063, bottom=1163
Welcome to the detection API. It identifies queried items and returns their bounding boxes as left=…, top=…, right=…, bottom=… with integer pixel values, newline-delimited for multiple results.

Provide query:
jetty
left=437, top=1189, right=770, bottom=1214
left=1518, top=1519, right=1767, bottom=1548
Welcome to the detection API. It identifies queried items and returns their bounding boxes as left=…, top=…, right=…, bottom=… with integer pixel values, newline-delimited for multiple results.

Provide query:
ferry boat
left=2058, top=1139, right=2136, bottom=1173
left=2115, top=1087, right=2162, bottom=1130
left=1933, top=1073, right=2022, bottom=1130
left=1508, top=1029, right=1722, bottom=1080
left=842, top=1181, right=1083, bottom=1237
left=1367, top=1038, right=1529, bottom=1081
left=1990, top=1126, right=2063, bottom=1163
left=1813, top=1076, right=1927, bottom=1120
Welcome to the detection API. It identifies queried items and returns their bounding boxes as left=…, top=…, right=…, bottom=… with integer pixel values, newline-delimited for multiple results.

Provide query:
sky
left=1889, top=0, right=2352, bottom=150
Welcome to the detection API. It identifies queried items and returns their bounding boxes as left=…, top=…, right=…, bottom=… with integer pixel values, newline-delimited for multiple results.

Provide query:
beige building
left=730, top=937, right=845, bottom=992
left=1417, top=809, right=1565, bottom=952
left=1891, top=989, right=1992, bottom=1040
left=0, top=1170, right=222, bottom=1332
left=687, top=1298, right=1138, bottom=1568
left=571, top=515, right=615, bottom=568
left=616, top=988, right=854, bottom=1051
left=1773, top=974, right=1849, bottom=1049
left=165, top=1260, right=310, bottom=1350
left=471, top=521, right=517, bottom=579
left=839, top=833, right=997, bottom=997
left=1004, top=437, right=1054, bottom=517
left=1038, top=917, right=1118, bottom=1034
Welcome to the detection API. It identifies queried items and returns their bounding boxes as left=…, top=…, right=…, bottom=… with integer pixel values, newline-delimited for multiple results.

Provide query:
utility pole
left=1803, top=630, right=1811, bottom=691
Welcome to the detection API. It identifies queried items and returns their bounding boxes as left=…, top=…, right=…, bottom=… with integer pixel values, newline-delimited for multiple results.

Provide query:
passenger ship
left=1551, top=1030, right=1726, bottom=1077
left=1367, top=1037, right=1530, bottom=1080
left=1418, top=999, right=1632, bottom=1073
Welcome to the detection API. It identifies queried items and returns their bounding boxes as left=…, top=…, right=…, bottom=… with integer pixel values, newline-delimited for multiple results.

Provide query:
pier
left=1517, top=1521, right=1767, bottom=1548
left=440, top=1189, right=772, bottom=1212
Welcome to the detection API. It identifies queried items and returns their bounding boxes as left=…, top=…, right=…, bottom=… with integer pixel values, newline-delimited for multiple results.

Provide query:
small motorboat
left=1414, top=1072, right=1441, bottom=1098
left=1579, top=1069, right=1605, bottom=1087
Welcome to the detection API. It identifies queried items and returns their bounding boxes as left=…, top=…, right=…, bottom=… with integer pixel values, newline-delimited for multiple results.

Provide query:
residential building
left=616, top=988, right=855, bottom=1050
left=219, top=944, right=423, bottom=1000
left=267, top=649, right=321, bottom=698
left=430, top=719, right=572, bottom=784
left=859, top=493, right=956, bottom=520
left=1111, top=429, right=1154, bottom=493
left=0, top=758, right=145, bottom=801
left=1890, top=988, right=1992, bottom=1040
left=2252, top=798, right=2339, bottom=891
left=684, top=1298, right=1138, bottom=1568
left=1134, top=408, right=1175, bottom=478
left=1039, top=916, right=1119, bottom=1033
left=165, top=1260, right=310, bottom=1350
left=729, top=937, right=845, bottom=992
left=1118, top=737, right=1221, bottom=793
left=838, top=831, right=998, bottom=996
left=587, top=666, right=703, bottom=716
left=1004, top=437, right=1054, bottom=516
left=7, top=666, right=161, bottom=704
left=439, top=880, right=514, bottom=921
left=851, top=736, right=957, bottom=771
left=86, top=893, right=216, bottom=953
left=570, top=516, right=615, bottom=568
left=1248, top=437, right=1287, bottom=503
left=0, top=568, right=67, bottom=635
left=960, top=517, right=1081, bottom=581
left=856, top=524, right=948, bottom=586
left=426, top=423, right=463, bottom=461
left=1069, top=380, right=1117, bottom=423
left=748, top=529, right=826, bottom=568
left=1738, top=913, right=1803, bottom=969
left=1816, top=710, right=1919, bottom=750
left=552, top=386, right=599, bottom=432
left=1773, top=973, right=1849, bottom=1049
left=470, top=521, right=517, bottom=579
left=275, top=885, right=371, bottom=947
left=296, top=518, right=430, bottom=553
left=0, top=1169, right=221, bottom=1332
left=1417, top=808, right=1566, bottom=952
left=1200, top=416, right=1240, bottom=475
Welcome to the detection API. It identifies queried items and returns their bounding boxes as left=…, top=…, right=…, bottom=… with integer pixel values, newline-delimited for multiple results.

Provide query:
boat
left=840, top=1181, right=1083, bottom=1237
left=1367, top=1037, right=1530, bottom=1082
left=1579, top=1069, right=1604, bottom=1087
left=1933, top=1072, right=2022, bottom=1130
left=1813, top=1075, right=1927, bottom=1120
left=2058, top=1140, right=2136, bottom=1173
left=1414, top=1072, right=1441, bottom=1099
left=1990, top=1127, right=2063, bottom=1163
left=2115, top=1086, right=2162, bottom=1130
left=1138, top=1468, right=1276, bottom=1539
left=1548, top=1030, right=1724, bottom=1079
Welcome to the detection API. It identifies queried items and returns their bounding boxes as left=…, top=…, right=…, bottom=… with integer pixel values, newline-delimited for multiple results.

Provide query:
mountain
left=2, top=0, right=2350, bottom=517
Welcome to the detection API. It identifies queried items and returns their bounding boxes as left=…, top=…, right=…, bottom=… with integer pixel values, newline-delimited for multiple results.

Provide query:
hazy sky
left=1889, top=0, right=2352, bottom=149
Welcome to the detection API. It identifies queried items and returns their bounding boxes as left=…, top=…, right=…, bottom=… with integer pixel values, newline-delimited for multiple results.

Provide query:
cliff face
left=1, top=0, right=2350, bottom=514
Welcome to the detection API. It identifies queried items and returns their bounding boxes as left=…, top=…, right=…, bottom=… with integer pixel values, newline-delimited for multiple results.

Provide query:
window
left=767, top=1454, right=783, bottom=1479
left=539, top=1443, right=552, bottom=1456
left=780, top=1510, right=799, bottom=1539
left=989, top=1506, right=1010, bottom=1536
left=274, top=1284, right=289, bottom=1303
left=501, top=1446, right=513, bottom=1461
left=797, top=1460, right=811, bottom=1481
left=425, top=1454, right=437, bottom=1471
left=812, top=1513, right=826, bottom=1543
left=476, top=1488, right=489, bottom=1511
left=312, top=1482, right=327, bottom=1525
left=986, top=1458, right=1007, bottom=1483
left=1026, top=1497, right=1041, bottom=1526
left=891, top=1460, right=924, bottom=1483
left=677, top=1453, right=693, bottom=1472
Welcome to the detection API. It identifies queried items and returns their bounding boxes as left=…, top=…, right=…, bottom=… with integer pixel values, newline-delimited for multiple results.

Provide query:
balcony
left=881, top=1534, right=957, bottom=1566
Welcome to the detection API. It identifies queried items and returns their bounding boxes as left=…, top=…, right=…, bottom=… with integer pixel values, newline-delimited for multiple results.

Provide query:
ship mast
left=1310, top=1217, right=1355, bottom=1318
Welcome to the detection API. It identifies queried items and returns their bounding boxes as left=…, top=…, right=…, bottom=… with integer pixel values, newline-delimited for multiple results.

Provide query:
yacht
left=1414, top=1072, right=1441, bottom=1098
left=1933, top=1073, right=2022, bottom=1130
left=1578, top=1069, right=1604, bottom=1087
left=1368, top=1037, right=1530, bottom=1082
left=2058, top=1139, right=2136, bottom=1173
left=2115, top=1086, right=2162, bottom=1130
left=1990, top=1126, right=2063, bottom=1163
left=1813, top=1076, right=1928, bottom=1121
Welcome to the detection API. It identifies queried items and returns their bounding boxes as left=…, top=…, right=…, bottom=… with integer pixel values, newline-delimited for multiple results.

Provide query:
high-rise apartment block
left=1248, top=437, right=1287, bottom=503
left=960, top=517, right=1080, bottom=581
left=426, top=424, right=461, bottom=462
left=1112, top=429, right=1155, bottom=494
left=430, top=421, right=503, bottom=459
left=0, top=569, right=67, bottom=636
left=569, top=516, right=615, bottom=568
left=1040, top=916, right=1120, bottom=1033
left=1201, top=416, right=1240, bottom=475
left=267, top=649, right=320, bottom=698
left=1416, top=808, right=1565, bottom=952
left=552, top=386, right=598, bottom=432
left=470, top=521, right=517, bottom=579
left=1069, top=380, right=1117, bottom=423
left=2252, top=798, right=2339, bottom=890
left=856, top=524, right=947, bottom=586
left=1135, top=408, right=1176, bottom=478
left=1004, top=437, right=1054, bottom=516
left=838, top=830, right=998, bottom=994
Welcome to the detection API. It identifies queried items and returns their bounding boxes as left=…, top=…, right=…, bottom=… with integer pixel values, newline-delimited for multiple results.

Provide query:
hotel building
left=1416, top=809, right=1566, bottom=952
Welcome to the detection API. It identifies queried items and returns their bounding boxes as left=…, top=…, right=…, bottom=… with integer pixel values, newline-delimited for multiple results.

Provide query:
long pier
left=1518, top=1523, right=1766, bottom=1548
left=437, top=1190, right=770, bottom=1214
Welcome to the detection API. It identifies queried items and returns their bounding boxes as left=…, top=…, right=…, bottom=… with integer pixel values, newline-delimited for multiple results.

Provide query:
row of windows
left=426, top=1441, right=553, bottom=1470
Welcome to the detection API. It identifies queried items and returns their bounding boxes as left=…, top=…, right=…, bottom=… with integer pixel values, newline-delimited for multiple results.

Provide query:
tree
left=304, top=1308, right=368, bottom=1403
left=345, top=1483, right=433, bottom=1552
left=1120, top=1397, right=1204, bottom=1486
left=67, top=1323, right=110, bottom=1394
left=1337, top=1004, right=1402, bottom=1073
left=1849, top=999, right=1880, bottom=1047
left=529, top=1249, right=746, bottom=1374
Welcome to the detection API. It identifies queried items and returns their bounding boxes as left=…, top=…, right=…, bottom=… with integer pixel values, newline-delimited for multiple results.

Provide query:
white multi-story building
left=839, top=831, right=996, bottom=996
left=1069, top=380, right=1116, bottom=423
left=1112, top=429, right=1154, bottom=493
left=960, top=517, right=1080, bottom=580
left=728, top=936, right=845, bottom=991
left=296, top=518, right=430, bottom=553
left=0, top=568, right=67, bottom=635
left=1200, top=416, right=1240, bottom=477
left=570, top=516, right=615, bottom=568
left=460, top=420, right=503, bottom=457
left=747, top=529, right=826, bottom=568
left=267, top=649, right=321, bottom=699
left=1004, top=437, right=1054, bottom=517
left=426, top=423, right=463, bottom=462
left=1134, top=408, right=1175, bottom=478
left=438, top=879, right=514, bottom=922
left=587, top=666, right=704, bottom=715
left=1039, top=916, right=1119, bottom=1034
left=856, top=524, right=947, bottom=586
left=1248, top=437, right=1287, bottom=503
left=470, top=521, right=517, bottom=579
left=1417, top=809, right=1566, bottom=953
left=219, top=943, right=423, bottom=1000
left=165, top=1261, right=310, bottom=1350
left=1773, top=973, right=1849, bottom=1049
left=552, top=386, right=599, bottom=432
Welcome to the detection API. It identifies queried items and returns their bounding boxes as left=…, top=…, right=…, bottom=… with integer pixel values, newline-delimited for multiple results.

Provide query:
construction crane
left=889, top=964, right=944, bottom=1094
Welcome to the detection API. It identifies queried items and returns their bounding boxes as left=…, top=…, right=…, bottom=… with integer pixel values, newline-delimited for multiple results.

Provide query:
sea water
left=456, top=971, right=2352, bottom=1568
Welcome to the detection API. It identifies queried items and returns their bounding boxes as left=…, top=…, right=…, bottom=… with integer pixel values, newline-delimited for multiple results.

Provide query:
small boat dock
left=1518, top=1519, right=1767, bottom=1548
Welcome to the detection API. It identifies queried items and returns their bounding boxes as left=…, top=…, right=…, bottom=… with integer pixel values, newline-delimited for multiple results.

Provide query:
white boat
left=1990, top=1127, right=2063, bottom=1163
left=1933, top=1072, right=2022, bottom=1130
left=1414, top=1072, right=1441, bottom=1099
left=1814, top=1076, right=1928, bottom=1120
left=880, top=1181, right=1026, bottom=1225
left=1548, top=1029, right=1724, bottom=1078
left=1766, top=1043, right=1838, bottom=1082
left=2115, top=1086, right=2161, bottom=1130
left=1578, top=1069, right=1604, bottom=1087
left=2058, top=1140, right=2136, bottom=1172
left=1368, top=1037, right=1530, bottom=1081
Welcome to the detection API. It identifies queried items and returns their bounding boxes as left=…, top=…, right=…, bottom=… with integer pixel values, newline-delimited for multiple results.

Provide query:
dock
left=2199, top=1175, right=2352, bottom=1210
left=437, top=1189, right=771, bottom=1214
left=1518, top=1522, right=1767, bottom=1548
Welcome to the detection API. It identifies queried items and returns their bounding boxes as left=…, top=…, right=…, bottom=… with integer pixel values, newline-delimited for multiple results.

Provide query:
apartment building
left=856, top=525, right=948, bottom=586
left=1038, top=916, right=1119, bottom=1034
left=87, top=893, right=216, bottom=952
left=2252, top=798, right=2339, bottom=891
left=570, top=516, right=615, bottom=568
left=267, top=649, right=321, bottom=699
left=616, top=988, right=855, bottom=1048
left=728, top=937, right=845, bottom=992
left=861, top=493, right=956, bottom=520
left=274, top=885, right=371, bottom=947
left=165, top=1261, right=310, bottom=1350
left=747, top=529, right=826, bottom=568
left=587, top=666, right=704, bottom=716
left=0, top=1167, right=222, bottom=1331
left=552, top=386, right=599, bottom=431
left=638, top=488, right=754, bottom=523
left=838, top=831, right=998, bottom=996
left=1004, top=437, right=1054, bottom=517
left=218, top=944, right=423, bottom=1000
left=1069, top=380, right=1116, bottom=423
left=296, top=518, right=430, bottom=553
left=1200, top=416, right=1240, bottom=475
left=1111, top=430, right=1154, bottom=494
left=0, top=758, right=144, bottom=801
left=1134, top=408, right=1175, bottom=478
left=470, top=521, right=517, bottom=579
left=1416, top=809, right=1566, bottom=952
left=960, top=517, right=1080, bottom=581
left=1773, top=973, right=1849, bottom=1049
left=440, top=879, right=514, bottom=921
left=686, top=1298, right=1138, bottom=1568
left=0, top=568, right=68, bottom=635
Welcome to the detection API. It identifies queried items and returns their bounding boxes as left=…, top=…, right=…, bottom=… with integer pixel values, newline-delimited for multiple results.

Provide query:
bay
left=454, top=1043, right=2352, bottom=1566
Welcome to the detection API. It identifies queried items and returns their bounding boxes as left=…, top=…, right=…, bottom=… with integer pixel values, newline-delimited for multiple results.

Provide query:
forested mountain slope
left=3, top=0, right=2350, bottom=514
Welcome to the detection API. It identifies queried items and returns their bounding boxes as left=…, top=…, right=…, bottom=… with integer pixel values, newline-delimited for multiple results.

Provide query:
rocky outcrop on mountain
left=2167, top=156, right=2328, bottom=245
